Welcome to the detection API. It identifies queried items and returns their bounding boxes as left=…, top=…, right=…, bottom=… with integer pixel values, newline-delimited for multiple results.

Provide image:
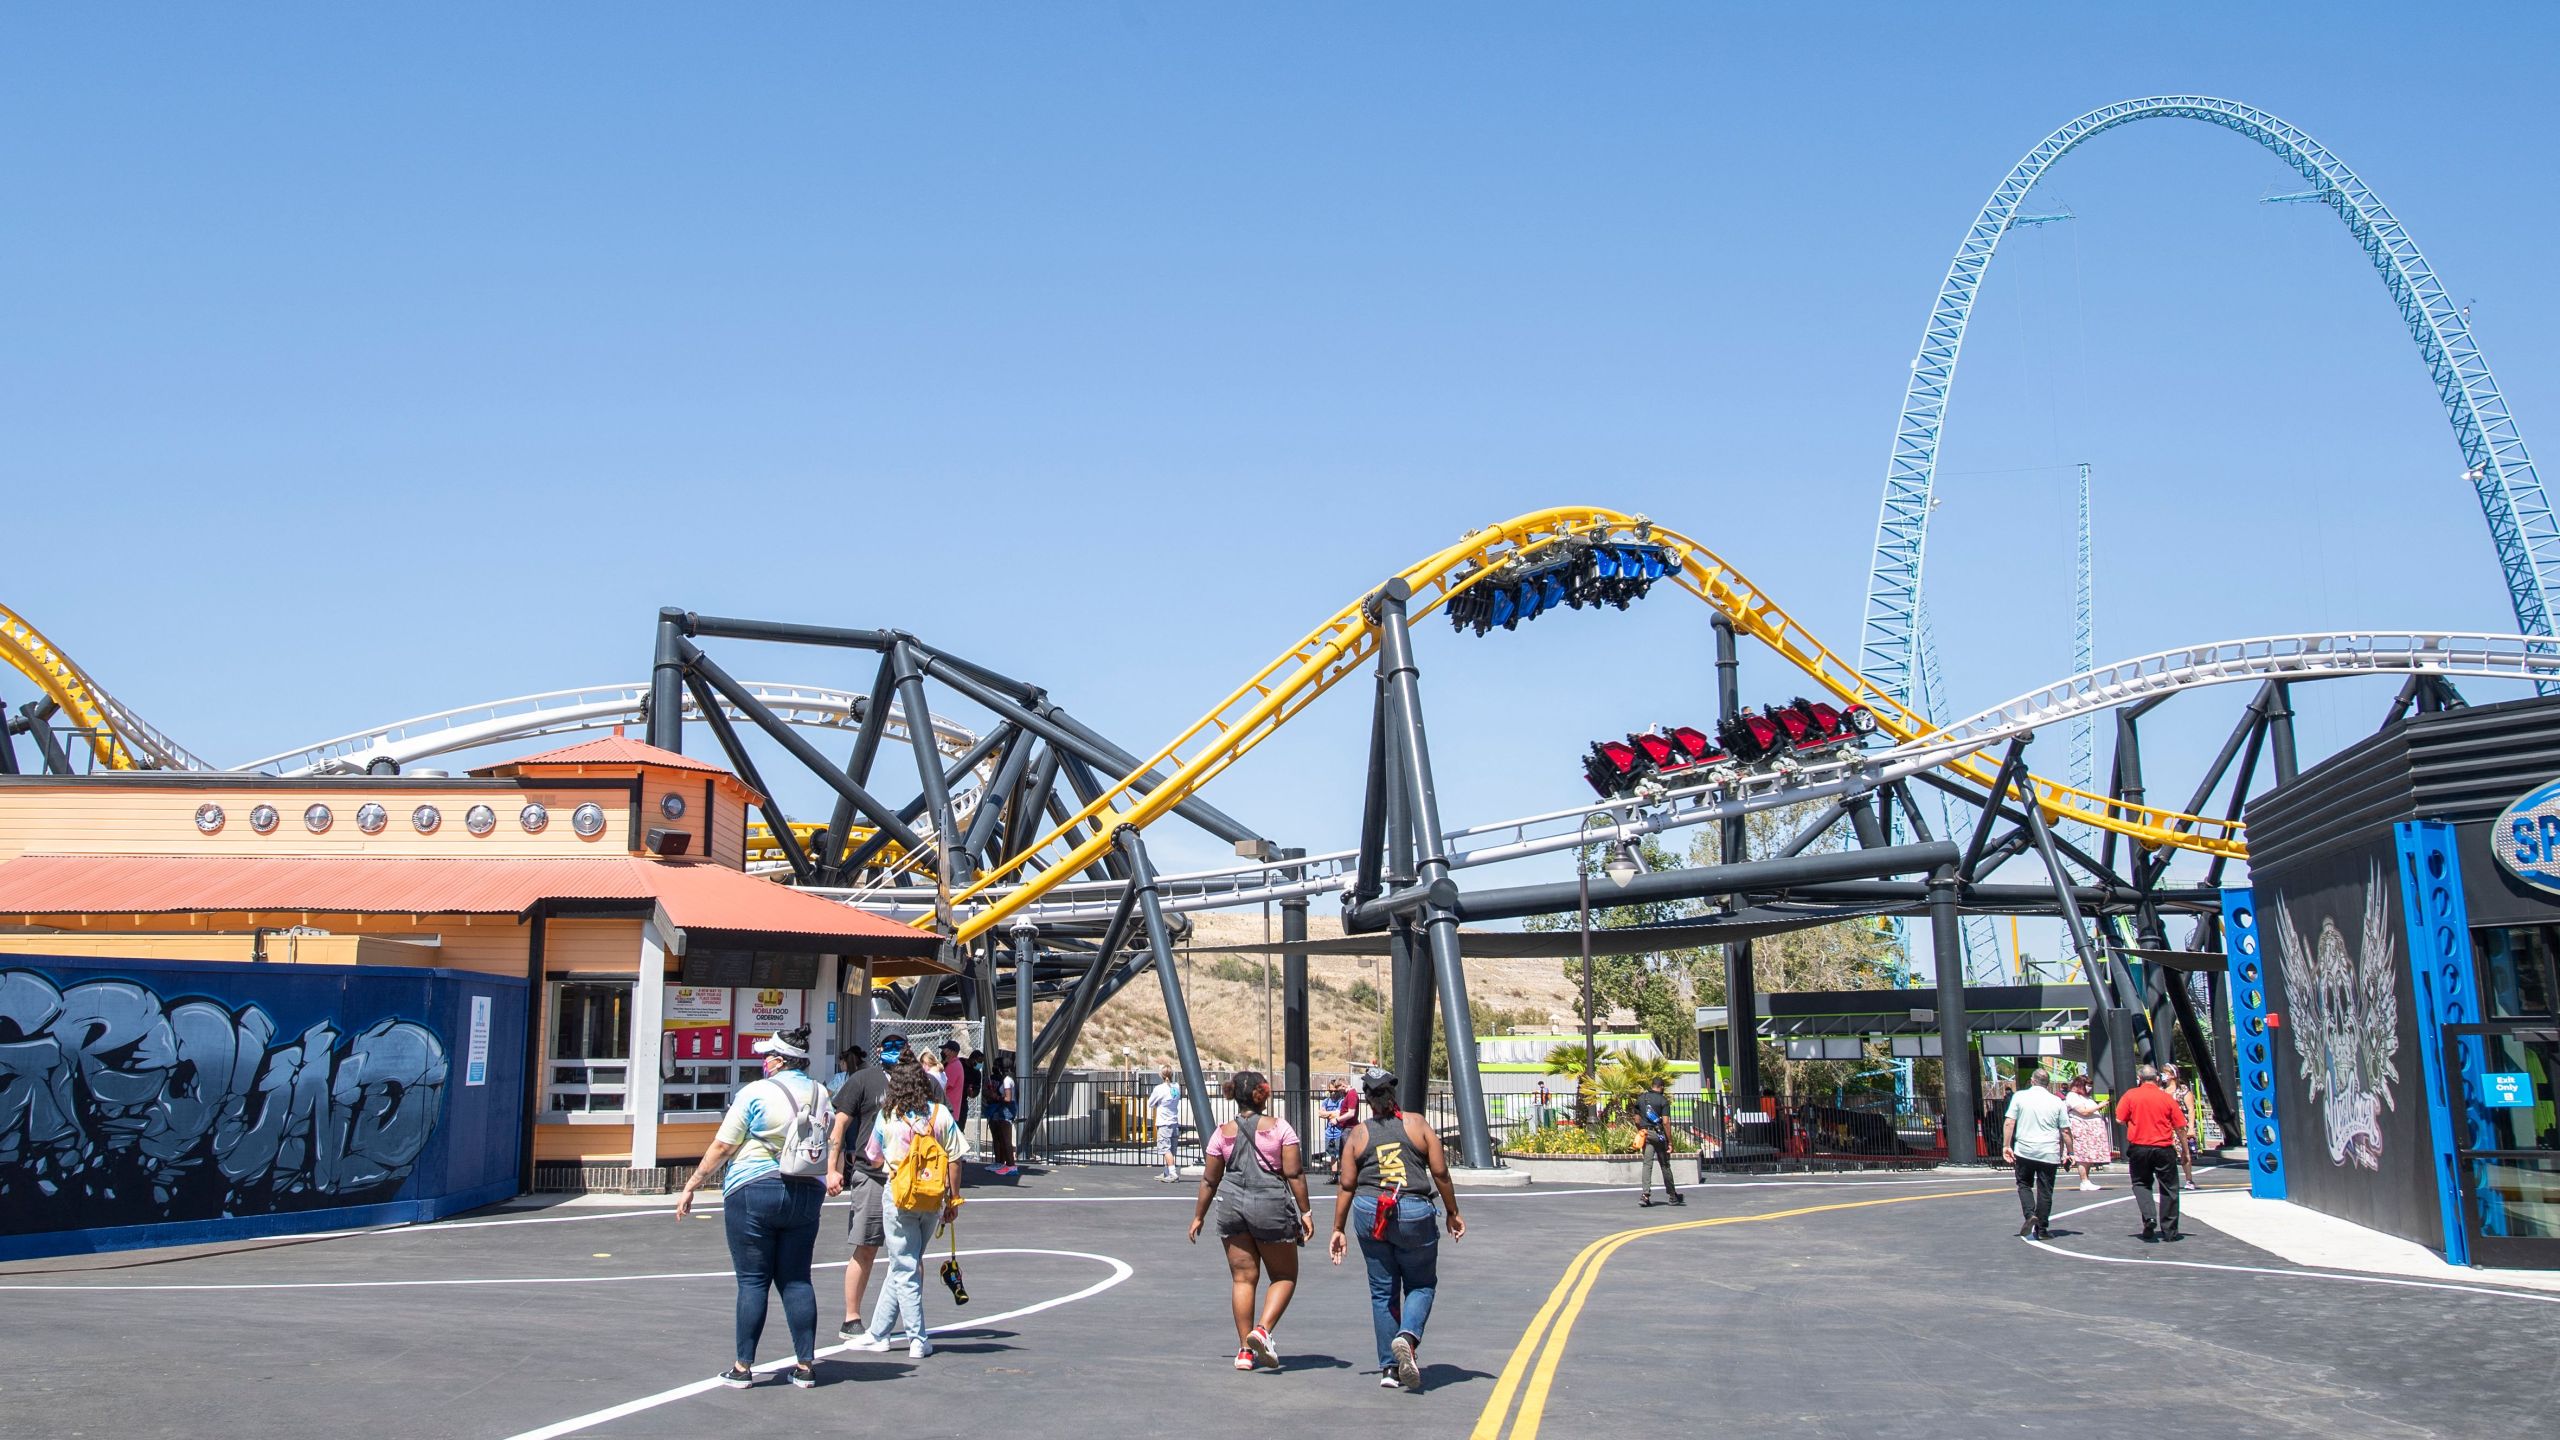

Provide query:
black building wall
left=2239, top=693, right=2560, bottom=1250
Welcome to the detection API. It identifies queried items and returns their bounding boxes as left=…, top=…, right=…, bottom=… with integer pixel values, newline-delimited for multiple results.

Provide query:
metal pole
left=891, top=643, right=970, bottom=888
left=1580, top=863, right=1597, bottom=1123
left=1012, top=923, right=1039, bottom=1143
left=824, top=652, right=899, bottom=879
left=1930, top=865, right=1980, bottom=1164
left=1714, top=615, right=1761, bottom=1105
left=1118, top=827, right=1213, bottom=1138
left=1280, top=850, right=1310, bottom=1140
left=1370, top=580, right=1495, bottom=1169
left=2265, top=680, right=2300, bottom=786
left=647, top=608, right=687, bottom=750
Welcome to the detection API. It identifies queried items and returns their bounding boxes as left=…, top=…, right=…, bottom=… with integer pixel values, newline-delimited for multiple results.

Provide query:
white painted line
left=502, top=1247, right=1134, bottom=1440
left=2026, top=1192, right=2560, bottom=1306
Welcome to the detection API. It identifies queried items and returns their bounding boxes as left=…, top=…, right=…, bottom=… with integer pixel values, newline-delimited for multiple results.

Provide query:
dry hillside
left=1044, top=907, right=1584, bottom=1078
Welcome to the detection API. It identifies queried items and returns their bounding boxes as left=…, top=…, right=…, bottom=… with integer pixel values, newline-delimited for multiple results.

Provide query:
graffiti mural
left=0, top=968, right=448, bottom=1232
left=2270, top=867, right=2404, bottom=1171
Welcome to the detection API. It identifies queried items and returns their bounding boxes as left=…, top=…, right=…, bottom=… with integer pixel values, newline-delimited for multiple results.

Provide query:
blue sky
left=5, top=5, right=2556, bottom=909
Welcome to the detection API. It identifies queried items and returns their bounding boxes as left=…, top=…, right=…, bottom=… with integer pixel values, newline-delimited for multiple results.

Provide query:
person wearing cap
left=1328, top=1067, right=1465, bottom=1392
left=675, top=1025, right=829, bottom=1391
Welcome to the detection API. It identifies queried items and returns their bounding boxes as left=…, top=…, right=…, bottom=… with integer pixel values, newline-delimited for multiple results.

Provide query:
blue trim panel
left=2221, top=887, right=2287, bottom=1200
left=2394, top=819, right=2481, bottom=1265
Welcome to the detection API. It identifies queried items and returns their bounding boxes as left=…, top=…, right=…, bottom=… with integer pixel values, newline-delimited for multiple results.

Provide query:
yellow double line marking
left=1469, top=1186, right=2007, bottom=1439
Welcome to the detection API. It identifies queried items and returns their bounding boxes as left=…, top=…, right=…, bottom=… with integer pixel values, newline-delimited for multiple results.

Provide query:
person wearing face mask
left=675, top=1026, right=830, bottom=1391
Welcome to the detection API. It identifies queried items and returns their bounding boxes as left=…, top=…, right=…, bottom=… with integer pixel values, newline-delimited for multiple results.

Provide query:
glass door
left=2443, top=1023, right=2560, bottom=1269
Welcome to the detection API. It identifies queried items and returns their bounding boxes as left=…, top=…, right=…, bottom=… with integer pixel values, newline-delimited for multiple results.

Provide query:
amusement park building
left=0, top=737, right=945, bottom=1258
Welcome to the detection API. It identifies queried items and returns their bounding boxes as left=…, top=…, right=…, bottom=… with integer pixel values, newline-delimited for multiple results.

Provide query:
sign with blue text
left=2482, top=1072, right=2535, bottom=1109
left=2492, top=775, right=2560, bottom=896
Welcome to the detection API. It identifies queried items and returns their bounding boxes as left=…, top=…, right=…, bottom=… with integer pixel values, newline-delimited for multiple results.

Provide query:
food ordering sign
left=665, top=985, right=733, bottom=1062
left=734, top=987, right=803, bottom=1053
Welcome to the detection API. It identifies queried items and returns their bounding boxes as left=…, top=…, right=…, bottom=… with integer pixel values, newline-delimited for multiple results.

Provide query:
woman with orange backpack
left=844, top=1054, right=968, bottom=1360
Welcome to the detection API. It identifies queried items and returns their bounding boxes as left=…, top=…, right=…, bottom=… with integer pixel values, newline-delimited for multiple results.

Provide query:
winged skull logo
left=2269, top=868, right=2402, bottom=1171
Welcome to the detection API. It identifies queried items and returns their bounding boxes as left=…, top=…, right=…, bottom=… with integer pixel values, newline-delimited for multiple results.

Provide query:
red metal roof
left=477, top=737, right=737, bottom=777
left=0, top=854, right=944, bottom=961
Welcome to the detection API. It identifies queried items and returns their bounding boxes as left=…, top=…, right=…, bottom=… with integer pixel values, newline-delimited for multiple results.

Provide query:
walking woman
left=2063, top=1072, right=2113, bottom=1190
left=1328, top=1068, right=1465, bottom=1392
left=845, top=1054, right=968, bottom=1360
left=674, top=1026, right=829, bottom=1390
left=983, top=1051, right=1019, bottom=1176
left=1187, top=1070, right=1314, bottom=1371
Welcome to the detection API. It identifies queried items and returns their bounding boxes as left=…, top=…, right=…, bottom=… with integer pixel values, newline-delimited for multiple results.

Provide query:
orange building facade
left=0, top=737, right=947, bottom=1184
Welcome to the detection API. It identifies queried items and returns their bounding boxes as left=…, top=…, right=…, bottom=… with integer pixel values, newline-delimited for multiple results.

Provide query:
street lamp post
left=1578, top=862, right=1596, bottom=1123
left=1576, top=827, right=1643, bottom=1124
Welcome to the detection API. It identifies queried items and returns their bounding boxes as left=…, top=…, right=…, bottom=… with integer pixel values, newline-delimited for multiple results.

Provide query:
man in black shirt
left=825, top=1044, right=891, bottom=1341
left=1634, top=1077, right=1684, bottom=1207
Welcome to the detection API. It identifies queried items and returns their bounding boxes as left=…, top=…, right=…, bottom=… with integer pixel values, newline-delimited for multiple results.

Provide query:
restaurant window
left=550, top=981, right=632, bottom=1113
left=2474, top=925, right=2560, bottom=1019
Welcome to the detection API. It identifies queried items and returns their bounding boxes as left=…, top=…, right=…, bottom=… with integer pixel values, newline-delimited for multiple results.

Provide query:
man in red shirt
left=2113, top=1063, right=2191, bottom=1242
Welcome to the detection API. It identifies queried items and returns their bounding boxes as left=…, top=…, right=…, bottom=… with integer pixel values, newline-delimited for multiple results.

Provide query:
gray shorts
left=1214, top=1187, right=1304, bottom=1245
left=843, top=1172, right=887, bottom=1250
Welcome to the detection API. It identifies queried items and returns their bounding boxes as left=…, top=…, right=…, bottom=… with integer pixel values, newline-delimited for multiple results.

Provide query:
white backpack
left=765, top=1076, right=831, bottom=1179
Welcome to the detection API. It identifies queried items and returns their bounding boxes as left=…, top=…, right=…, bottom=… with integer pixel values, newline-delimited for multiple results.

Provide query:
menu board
left=664, top=985, right=734, bottom=1061
left=679, top=950, right=819, bottom=990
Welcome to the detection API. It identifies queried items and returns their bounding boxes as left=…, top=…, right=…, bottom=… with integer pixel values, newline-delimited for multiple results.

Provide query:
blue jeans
left=1350, top=1193, right=1439, bottom=1370
left=722, top=1176, right=823, bottom=1367
left=867, top=1200, right=937, bottom=1343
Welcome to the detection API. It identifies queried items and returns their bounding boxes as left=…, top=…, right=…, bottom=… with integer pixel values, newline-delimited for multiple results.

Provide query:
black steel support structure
left=1370, top=580, right=1496, bottom=1168
left=1929, top=866, right=1980, bottom=1164
left=1278, top=850, right=1311, bottom=1142
left=1117, top=827, right=1213, bottom=1137
left=1714, top=614, right=1760, bottom=1103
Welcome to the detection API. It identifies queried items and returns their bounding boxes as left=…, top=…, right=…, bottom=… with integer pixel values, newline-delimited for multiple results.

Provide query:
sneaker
left=2016, top=1222, right=2035, bottom=1238
left=717, top=1364, right=754, bottom=1389
left=788, top=1365, right=816, bottom=1390
left=908, top=1336, right=934, bottom=1360
left=1245, top=1325, right=1278, bottom=1369
left=844, top=1332, right=893, bottom=1353
left=1234, top=1347, right=1256, bottom=1371
left=2077, top=1179, right=2100, bottom=1191
left=2162, top=1229, right=2184, bottom=1243
left=992, top=1164, right=1018, bottom=1176
left=2139, top=1225, right=2158, bottom=1243
left=1667, top=1194, right=1686, bottom=1207
left=836, top=1320, right=869, bottom=1342
left=1379, top=1373, right=1403, bottom=1388
left=1638, top=1196, right=1656, bottom=1208
left=1390, top=1332, right=1422, bottom=1391
left=2033, top=1227, right=2053, bottom=1241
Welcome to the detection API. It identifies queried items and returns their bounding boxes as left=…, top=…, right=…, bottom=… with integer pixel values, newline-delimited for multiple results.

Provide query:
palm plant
left=1544, top=1042, right=1616, bottom=1122
left=1599, top=1050, right=1675, bottom=1119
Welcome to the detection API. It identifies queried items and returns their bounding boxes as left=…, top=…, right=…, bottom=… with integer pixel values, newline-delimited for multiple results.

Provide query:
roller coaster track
left=930, top=506, right=2558, bottom=943
left=0, top=604, right=209, bottom=772
left=845, top=624, right=2555, bottom=928
left=1864, top=95, right=2560, bottom=710
left=233, top=681, right=979, bottom=776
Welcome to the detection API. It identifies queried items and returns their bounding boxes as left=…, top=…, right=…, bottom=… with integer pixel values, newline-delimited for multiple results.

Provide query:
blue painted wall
left=0, top=954, right=527, bottom=1260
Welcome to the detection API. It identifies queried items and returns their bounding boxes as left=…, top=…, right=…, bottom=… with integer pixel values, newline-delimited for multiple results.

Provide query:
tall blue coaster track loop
left=1862, top=95, right=2560, bottom=721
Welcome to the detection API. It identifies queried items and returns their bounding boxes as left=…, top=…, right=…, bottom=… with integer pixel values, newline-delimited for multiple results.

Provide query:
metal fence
left=1020, top=1073, right=1755, bottom=1168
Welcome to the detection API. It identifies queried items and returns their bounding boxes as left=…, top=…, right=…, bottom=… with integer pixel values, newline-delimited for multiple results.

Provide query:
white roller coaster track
left=234, top=682, right=980, bottom=777
left=841, top=629, right=2555, bottom=926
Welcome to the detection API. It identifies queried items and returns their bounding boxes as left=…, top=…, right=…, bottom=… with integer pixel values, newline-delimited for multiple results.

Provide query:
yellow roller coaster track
left=934, top=506, right=2247, bottom=944
left=0, top=603, right=149, bottom=770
